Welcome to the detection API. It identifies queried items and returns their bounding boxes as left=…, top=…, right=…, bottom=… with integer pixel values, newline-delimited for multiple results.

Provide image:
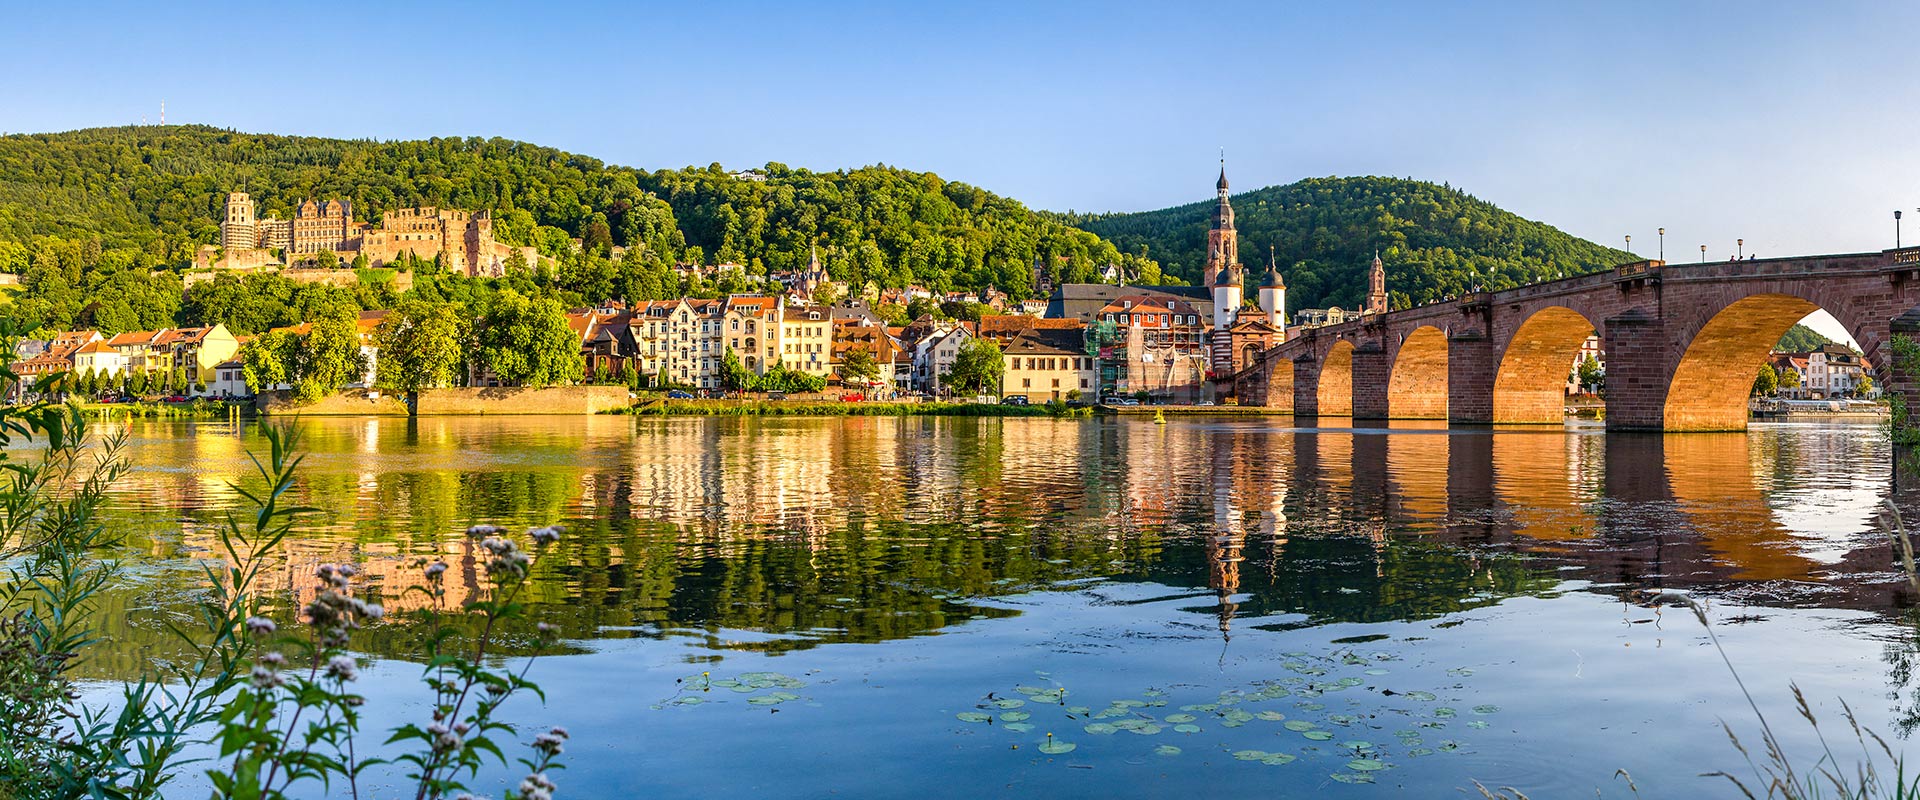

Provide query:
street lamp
left=1625, top=234, right=1631, bottom=255
left=1700, top=244, right=1706, bottom=263
left=1737, top=238, right=1744, bottom=259
left=1658, top=228, right=1664, bottom=261
left=1900, top=210, right=1906, bottom=249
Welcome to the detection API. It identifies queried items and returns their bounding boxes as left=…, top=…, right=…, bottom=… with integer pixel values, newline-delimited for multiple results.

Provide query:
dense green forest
left=1776, top=323, right=1837, bottom=352
left=0, top=126, right=1159, bottom=320
left=1066, top=176, right=1632, bottom=312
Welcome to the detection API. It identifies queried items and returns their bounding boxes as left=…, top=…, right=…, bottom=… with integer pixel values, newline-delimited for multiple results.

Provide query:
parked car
left=841, top=392, right=865, bottom=402
left=163, top=395, right=189, bottom=403
left=1001, top=395, right=1030, bottom=406
left=665, top=390, right=694, bottom=399
left=766, top=391, right=787, bottom=401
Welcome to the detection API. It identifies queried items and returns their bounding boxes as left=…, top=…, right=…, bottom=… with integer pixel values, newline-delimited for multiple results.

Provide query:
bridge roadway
left=1228, top=248, right=1920, bottom=430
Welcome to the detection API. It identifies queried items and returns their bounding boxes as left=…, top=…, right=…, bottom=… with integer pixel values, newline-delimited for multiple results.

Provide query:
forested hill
left=1065, top=176, right=1633, bottom=312
left=0, top=125, right=1158, bottom=296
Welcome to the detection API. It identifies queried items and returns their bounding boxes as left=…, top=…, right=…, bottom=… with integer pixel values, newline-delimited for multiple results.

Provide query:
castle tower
left=1366, top=250, right=1387, bottom=314
left=1202, top=163, right=1239, bottom=288
left=1258, top=246, right=1287, bottom=330
left=221, top=192, right=256, bottom=250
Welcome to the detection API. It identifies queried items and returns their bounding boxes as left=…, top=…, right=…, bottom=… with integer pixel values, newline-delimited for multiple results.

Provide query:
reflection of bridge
left=1231, top=250, right=1920, bottom=430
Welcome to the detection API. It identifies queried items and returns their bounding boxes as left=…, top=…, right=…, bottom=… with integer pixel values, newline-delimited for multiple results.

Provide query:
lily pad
left=1127, top=724, right=1164, bottom=735
left=1434, top=707, right=1457, bottom=719
left=1173, top=723, right=1201, bottom=734
left=1347, top=758, right=1387, bottom=772
left=1001, top=711, right=1031, bottom=722
left=992, top=698, right=1026, bottom=709
left=1363, top=668, right=1389, bottom=676
left=1164, top=713, right=1197, bottom=724
left=1283, top=720, right=1316, bottom=732
left=1262, top=753, right=1298, bottom=765
left=1329, top=772, right=1373, bottom=784
left=1004, top=722, right=1034, bottom=733
left=1038, top=739, right=1077, bottom=755
left=1405, top=691, right=1437, bottom=702
left=1472, top=704, right=1501, bottom=715
left=1256, top=711, right=1287, bottom=721
left=673, top=696, right=706, bottom=706
left=1296, top=702, right=1325, bottom=712
left=1154, top=745, right=1182, bottom=756
left=1302, top=730, right=1334, bottom=741
left=1340, top=740, right=1374, bottom=750
left=1065, top=705, right=1091, bottom=715
left=1180, top=703, right=1219, bottom=712
left=1438, top=740, right=1462, bottom=752
left=1408, top=747, right=1434, bottom=757
left=1468, top=720, right=1490, bottom=729
left=1335, top=677, right=1365, bottom=687
left=1083, top=722, right=1118, bottom=735
left=1014, top=685, right=1048, bottom=696
left=1232, top=749, right=1271, bottom=761
left=1447, top=668, right=1475, bottom=677
left=956, top=712, right=992, bottom=723
left=747, top=695, right=783, bottom=705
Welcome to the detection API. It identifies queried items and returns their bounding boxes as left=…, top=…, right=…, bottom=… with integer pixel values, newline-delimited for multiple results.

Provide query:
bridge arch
left=1494, top=306, right=1596, bottom=424
left=1388, top=325, right=1448, bottom=419
left=1664, top=293, right=1857, bottom=430
left=1318, top=339, right=1355, bottom=416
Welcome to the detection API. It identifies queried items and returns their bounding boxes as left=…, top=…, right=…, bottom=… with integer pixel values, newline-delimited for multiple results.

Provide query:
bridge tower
left=1258, top=246, right=1287, bottom=331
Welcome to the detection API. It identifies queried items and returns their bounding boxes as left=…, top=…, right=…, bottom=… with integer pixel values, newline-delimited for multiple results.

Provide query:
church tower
left=1366, top=250, right=1387, bottom=314
left=1203, top=163, right=1239, bottom=288
left=1258, top=246, right=1287, bottom=330
left=1206, top=162, right=1243, bottom=331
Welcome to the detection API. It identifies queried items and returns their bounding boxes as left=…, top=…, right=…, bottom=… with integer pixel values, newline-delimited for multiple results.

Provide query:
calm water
left=70, top=415, right=1920, bottom=797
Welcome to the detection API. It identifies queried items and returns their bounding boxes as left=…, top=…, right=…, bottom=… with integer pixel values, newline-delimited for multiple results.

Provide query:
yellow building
left=155, top=325, right=241, bottom=390
left=780, top=304, right=834, bottom=377
left=1001, top=327, right=1095, bottom=402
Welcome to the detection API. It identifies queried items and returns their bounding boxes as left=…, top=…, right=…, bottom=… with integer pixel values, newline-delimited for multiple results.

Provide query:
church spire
left=1366, top=250, right=1387, bottom=314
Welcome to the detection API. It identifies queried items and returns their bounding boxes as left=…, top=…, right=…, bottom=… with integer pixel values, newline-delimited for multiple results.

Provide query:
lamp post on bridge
left=1700, top=244, right=1706, bottom=263
left=1658, top=228, right=1664, bottom=261
left=1900, top=210, right=1905, bottom=249
left=1737, top=238, right=1744, bottom=259
left=1624, top=234, right=1631, bottom=256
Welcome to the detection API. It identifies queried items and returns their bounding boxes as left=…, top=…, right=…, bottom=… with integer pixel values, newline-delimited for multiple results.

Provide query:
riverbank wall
left=257, top=386, right=632, bottom=416
left=615, top=399, right=1075, bottom=417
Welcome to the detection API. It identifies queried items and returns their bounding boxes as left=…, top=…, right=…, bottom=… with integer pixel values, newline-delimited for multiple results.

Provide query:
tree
left=839, top=346, right=880, bottom=387
left=241, top=330, right=298, bottom=394
left=942, top=339, right=1004, bottom=396
left=1576, top=356, right=1603, bottom=391
left=757, top=362, right=826, bottom=394
left=719, top=347, right=756, bottom=392
left=293, top=312, right=370, bottom=403
left=1753, top=363, right=1779, bottom=397
left=473, top=289, right=583, bottom=387
left=315, top=250, right=339, bottom=271
left=376, top=299, right=470, bottom=411
left=1857, top=372, right=1875, bottom=397
left=1780, top=367, right=1802, bottom=390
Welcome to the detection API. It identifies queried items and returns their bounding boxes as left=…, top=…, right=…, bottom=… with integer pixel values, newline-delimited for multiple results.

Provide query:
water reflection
left=70, top=416, right=1907, bottom=681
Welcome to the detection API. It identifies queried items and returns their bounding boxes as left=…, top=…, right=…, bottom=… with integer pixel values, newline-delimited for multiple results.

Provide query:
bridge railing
left=1890, top=247, right=1920, bottom=265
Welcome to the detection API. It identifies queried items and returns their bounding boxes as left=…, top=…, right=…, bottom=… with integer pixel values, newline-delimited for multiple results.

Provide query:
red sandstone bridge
left=1228, top=248, right=1920, bottom=431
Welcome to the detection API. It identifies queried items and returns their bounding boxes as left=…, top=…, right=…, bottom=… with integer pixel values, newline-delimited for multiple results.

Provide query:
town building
left=831, top=318, right=899, bottom=393
left=781, top=304, right=834, bottom=377
left=1002, top=327, right=1095, bottom=402
left=912, top=322, right=974, bottom=394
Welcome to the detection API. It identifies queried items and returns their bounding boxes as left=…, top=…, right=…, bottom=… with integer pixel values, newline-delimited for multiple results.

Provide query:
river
left=70, top=415, right=1919, bottom=797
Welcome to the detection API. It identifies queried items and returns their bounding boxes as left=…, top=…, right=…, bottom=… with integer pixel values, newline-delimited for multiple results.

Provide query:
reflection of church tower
left=1366, top=250, right=1387, bottom=315
left=1209, top=436, right=1246, bottom=638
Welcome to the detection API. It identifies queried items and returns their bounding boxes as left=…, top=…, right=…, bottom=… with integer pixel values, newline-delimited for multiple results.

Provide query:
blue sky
left=3, top=2, right=1916, bottom=275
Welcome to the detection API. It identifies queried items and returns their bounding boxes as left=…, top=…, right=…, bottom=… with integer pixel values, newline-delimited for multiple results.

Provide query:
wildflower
left=529, top=525, right=563, bottom=545
left=244, top=616, right=276, bottom=636
left=536, top=621, right=557, bottom=639
left=249, top=665, right=285, bottom=689
left=326, top=655, right=359, bottom=682
left=548, top=725, right=569, bottom=739
left=425, top=561, right=448, bottom=579
left=533, top=728, right=567, bottom=756
left=466, top=523, right=505, bottom=539
left=362, top=603, right=385, bottom=621
left=257, top=651, right=288, bottom=668
left=518, top=772, right=557, bottom=800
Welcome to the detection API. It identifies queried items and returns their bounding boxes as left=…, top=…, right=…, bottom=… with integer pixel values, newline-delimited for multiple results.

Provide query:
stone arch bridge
left=1228, top=249, right=1920, bottom=430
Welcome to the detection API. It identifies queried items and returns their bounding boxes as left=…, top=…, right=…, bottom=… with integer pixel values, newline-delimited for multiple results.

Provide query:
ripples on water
left=68, top=416, right=1920, bottom=797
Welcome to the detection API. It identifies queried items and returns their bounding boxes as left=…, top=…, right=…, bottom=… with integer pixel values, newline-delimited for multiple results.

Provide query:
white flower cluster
left=305, top=564, right=383, bottom=649
left=517, top=772, right=557, bottom=800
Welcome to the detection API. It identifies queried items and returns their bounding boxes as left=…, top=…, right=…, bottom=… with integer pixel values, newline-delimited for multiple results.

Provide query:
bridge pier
left=1601, top=311, right=1666, bottom=431
left=1352, top=344, right=1390, bottom=420
left=1447, top=331, right=1495, bottom=424
left=1291, top=353, right=1322, bottom=417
